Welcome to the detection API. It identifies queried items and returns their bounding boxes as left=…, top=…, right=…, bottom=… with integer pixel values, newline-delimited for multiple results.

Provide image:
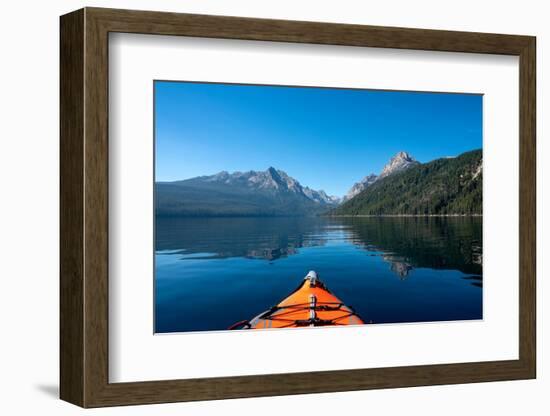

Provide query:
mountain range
left=156, top=149, right=482, bottom=217
left=155, top=167, right=339, bottom=217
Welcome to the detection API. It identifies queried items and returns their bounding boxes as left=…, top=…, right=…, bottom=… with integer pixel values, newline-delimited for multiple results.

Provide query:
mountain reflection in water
left=155, top=216, right=482, bottom=333
left=156, top=216, right=482, bottom=276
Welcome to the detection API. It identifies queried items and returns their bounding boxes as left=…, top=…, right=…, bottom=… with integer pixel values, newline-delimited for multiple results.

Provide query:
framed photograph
left=60, top=7, right=536, bottom=407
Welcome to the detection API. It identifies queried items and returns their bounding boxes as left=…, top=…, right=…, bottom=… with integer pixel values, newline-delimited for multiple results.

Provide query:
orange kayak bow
left=229, top=271, right=365, bottom=330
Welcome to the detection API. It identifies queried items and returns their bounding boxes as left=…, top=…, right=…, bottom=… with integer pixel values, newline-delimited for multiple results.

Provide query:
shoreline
left=157, top=214, right=483, bottom=219
left=326, top=214, right=483, bottom=218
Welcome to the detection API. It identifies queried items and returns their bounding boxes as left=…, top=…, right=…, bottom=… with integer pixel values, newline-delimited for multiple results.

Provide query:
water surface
left=155, top=216, right=482, bottom=333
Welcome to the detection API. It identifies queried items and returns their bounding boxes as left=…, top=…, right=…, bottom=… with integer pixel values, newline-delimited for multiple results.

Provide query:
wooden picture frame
left=60, top=7, right=536, bottom=408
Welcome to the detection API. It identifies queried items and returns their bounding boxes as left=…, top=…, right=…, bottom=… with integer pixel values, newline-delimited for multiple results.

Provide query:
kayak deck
left=230, top=271, right=365, bottom=330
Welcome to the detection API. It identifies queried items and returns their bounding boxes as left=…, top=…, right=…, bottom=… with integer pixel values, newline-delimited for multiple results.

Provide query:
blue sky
left=155, top=81, right=482, bottom=197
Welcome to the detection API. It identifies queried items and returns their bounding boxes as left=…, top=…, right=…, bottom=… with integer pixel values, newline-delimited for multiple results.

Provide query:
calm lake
left=155, top=216, right=482, bottom=333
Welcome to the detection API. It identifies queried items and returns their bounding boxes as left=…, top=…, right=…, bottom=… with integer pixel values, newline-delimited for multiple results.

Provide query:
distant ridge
left=156, top=167, right=339, bottom=217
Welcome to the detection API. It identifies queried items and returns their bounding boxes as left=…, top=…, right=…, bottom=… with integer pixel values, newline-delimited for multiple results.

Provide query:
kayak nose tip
left=305, top=270, right=318, bottom=279
left=305, top=270, right=318, bottom=286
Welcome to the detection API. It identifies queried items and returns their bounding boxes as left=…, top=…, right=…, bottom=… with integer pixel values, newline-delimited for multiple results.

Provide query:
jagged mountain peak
left=342, top=151, right=419, bottom=202
left=379, top=151, right=419, bottom=179
left=395, top=151, right=413, bottom=160
left=266, top=166, right=279, bottom=178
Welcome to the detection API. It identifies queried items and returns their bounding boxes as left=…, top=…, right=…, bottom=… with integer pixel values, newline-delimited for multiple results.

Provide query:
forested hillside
left=331, top=149, right=482, bottom=216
